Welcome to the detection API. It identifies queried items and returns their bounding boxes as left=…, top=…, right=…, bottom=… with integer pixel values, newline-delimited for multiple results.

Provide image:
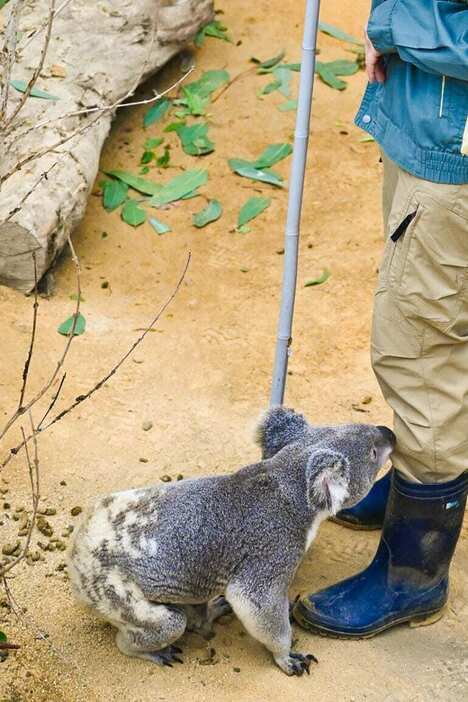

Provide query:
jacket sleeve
left=367, top=0, right=468, bottom=81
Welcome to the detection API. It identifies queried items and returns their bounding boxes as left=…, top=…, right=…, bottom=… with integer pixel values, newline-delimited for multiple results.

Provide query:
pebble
left=59, top=480, right=67, bottom=486
left=14, top=506, right=25, bottom=513
left=3, top=502, right=11, bottom=510
left=233, top=667, right=241, bottom=673
left=18, top=529, right=29, bottom=537
left=37, top=516, right=53, bottom=537
left=198, top=647, right=219, bottom=666
left=176, top=474, right=184, bottom=481
left=361, top=395, right=373, bottom=405
left=2, top=541, right=20, bottom=556
left=160, top=475, right=172, bottom=483
left=139, top=458, right=149, bottom=463
left=38, top=507, right=57, bottom=516
left=142, top=421, right=153, bottom=431
left=71, top=506, right=82, bottom=517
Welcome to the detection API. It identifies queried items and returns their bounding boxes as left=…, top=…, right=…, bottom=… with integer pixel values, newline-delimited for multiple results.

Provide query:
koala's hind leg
left=226, top=581, right=317, bottom=677
left=114, top=603, right=186, bottom=667
left=184, top=597, right=233, bottom=639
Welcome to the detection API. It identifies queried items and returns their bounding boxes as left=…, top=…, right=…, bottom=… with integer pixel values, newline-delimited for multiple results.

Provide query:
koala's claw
left=279, top=651, right=318, bottom=676
left=148, top=644, right=184, bottom=667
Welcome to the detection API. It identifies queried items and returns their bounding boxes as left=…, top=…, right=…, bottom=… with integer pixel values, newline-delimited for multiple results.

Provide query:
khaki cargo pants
left=372, top=156, right=468, bottom=483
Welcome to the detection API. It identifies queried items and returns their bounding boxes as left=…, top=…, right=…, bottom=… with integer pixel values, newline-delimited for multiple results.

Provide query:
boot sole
left=293, top=603, right=446, bottom=639
left=329, top=516, right=382, bottom=531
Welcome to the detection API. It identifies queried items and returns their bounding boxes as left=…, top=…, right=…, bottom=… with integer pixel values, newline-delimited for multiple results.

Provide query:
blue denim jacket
left=355, top=0, right=468, bottom=184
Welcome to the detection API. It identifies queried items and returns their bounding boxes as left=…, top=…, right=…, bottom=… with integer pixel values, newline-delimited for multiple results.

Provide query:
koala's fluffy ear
left=306, top=449, right=350, bottom=514
left=255, top=406, right=309, bottom=459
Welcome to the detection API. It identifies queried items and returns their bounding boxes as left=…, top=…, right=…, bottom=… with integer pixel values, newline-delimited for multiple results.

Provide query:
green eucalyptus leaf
left=150, top=169, right=208, bottom=207
left=195, top=20, right=232, bottom=47
left=318, top=21, right=364, bottom=46
left=102, top=179, right=128, bottom=211
left=156, top=145, right=171, bottom=168
left=277, top=99, right=298, bottom=112
left=304, top=269, right=331, bottom=287
left=143, top=98, right=171, bottom=127
left=238, top=197, right=271, bottom=228
left=10, top=79, right=59, bottom=100
left=254, top=143, right=292, bottom=169
left=121, top=200, right=147, bottom=227
left=149, top=217, right=171, bottom=235
left=315, top=63, right=347, bottom=90
left=57, top=313, right=86, bottom=336
left=106, top=170, right=161, bottom=196
left=140, top=151, right=154, bottom=164
left=228, top=159, right=284, bottom=188
left=192, top=200, right=222, bottom=228
left=251, top=50, right=285, bottom=71
left=261, top=79, right=281, bottom=95
left=176, top=122, right=214, bottom=156
left=145, top=137, right=164, bottom=149
left=272, top=66, right=292, bottom=97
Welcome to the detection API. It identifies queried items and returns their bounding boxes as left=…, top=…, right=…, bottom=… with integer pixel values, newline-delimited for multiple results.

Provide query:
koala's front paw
left=275, top=651, right=318, bottom=676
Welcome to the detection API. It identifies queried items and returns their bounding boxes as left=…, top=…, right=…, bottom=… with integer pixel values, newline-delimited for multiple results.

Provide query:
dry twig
left=13, top=66, right=194, bottom=143
left=4, top=0, right=56, bottom=129
left=1, top=252, right=191, bottom=469
left=0, top=416, right=40, bottom=579
left=17, top=253, right=39, bottom=410
left=0, top=237, right=81, bottom=442
left=0, top=0, right=24, bottom=124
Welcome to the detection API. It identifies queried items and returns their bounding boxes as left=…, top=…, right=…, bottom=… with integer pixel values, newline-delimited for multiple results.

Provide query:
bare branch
left=0, top=0, right=24, bottom=124
left=0, top=238, right=81, bottom=442
left=21, top=0, right=74, bottom=52
left=13, top=66, right=195, bottom=140
left=4, top=0, right=56, bottom=129
left=37, top=372, right=66, bottom=429
left=1, top=13, right=161, bottom=185
left=1, top=253, right=191, bottom=469
left=17, top=253, right=39, bottom=411
left=0, top=416, right=40, bottom=578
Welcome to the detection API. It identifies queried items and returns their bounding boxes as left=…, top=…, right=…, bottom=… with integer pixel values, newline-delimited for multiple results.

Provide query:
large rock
left=0, top=0, right=213, bottom=292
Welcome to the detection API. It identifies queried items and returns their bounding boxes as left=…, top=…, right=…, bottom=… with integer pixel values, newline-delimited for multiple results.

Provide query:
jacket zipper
left=439, top=75, right=446, bottom=118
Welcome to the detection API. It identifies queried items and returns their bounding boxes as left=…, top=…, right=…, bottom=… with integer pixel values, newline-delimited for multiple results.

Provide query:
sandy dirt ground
left=1, top=1, right=467, bottom=700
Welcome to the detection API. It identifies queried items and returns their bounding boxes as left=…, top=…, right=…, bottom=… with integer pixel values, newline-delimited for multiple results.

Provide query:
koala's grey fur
left=68, top=407, right=395, bottom=676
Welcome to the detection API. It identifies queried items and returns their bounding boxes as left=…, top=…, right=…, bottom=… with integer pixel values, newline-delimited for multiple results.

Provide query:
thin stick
left=0, top=236, right=81, bottom=442
left=212, top=66, right=257, bottom=104
left=2, top=253, right=191, bottom=468
left=37, top=372, right=66, bottom=429
left=21, top=0, right=73, bottom=51
left=4, top=0, right=56, bottom=129
left=9, top=67, right=194, bottom=153
left=17, top=253, right=39, bottom=411
left=0, top=0, right=24, bottom=124
left=0, top=417, right=40, bottom=578
left=1, top=17, right=161, bottom=185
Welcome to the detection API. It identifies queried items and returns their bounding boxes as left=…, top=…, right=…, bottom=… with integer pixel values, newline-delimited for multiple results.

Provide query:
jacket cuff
left=367, top=0, right=399, bottom=54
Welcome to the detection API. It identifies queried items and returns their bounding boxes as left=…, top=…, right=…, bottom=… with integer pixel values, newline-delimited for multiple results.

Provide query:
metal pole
left=270, top=0, right=321, bottom=406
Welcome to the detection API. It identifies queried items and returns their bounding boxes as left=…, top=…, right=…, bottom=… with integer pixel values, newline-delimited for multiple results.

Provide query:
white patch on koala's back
left=67, top=485, right=163, bottom=618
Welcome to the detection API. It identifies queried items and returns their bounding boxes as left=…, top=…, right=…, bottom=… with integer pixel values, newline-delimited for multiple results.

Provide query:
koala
left=68, top=407, right=395, bottom=677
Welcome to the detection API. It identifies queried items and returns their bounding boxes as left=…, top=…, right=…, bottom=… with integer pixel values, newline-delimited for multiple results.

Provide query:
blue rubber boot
left=293, top=470, right=468, bottom=638
left=331, top=469, right=392, bottom=530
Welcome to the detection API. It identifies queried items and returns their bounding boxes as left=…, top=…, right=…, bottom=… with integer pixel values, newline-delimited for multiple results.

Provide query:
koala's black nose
left=377, top=426, right=396, bottom=446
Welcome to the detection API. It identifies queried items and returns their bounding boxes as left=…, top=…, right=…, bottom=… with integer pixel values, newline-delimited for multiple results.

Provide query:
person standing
left=294, top=0, right=468, bottom=637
